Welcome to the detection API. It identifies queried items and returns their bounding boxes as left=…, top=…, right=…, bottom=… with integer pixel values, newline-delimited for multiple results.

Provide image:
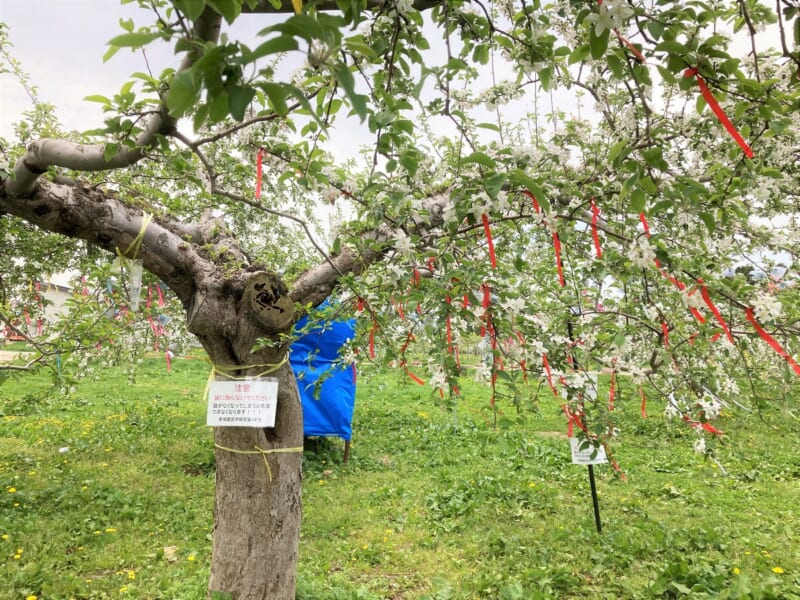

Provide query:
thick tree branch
left=0, top=179, right=202, bottom=303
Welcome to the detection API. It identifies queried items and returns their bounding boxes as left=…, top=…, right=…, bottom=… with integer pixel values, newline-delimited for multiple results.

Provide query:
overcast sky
left=0, top=1, right=287, bottom=140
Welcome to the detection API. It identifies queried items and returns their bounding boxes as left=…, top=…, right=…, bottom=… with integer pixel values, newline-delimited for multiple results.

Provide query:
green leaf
left=103, top=143, right=119, bottom=162
left=332, top=62, right=368, bottom=121
left=260, top=15, right=327, bottom=43
left=165, top=69, right=201, bottom=118
left=483, top=173, right=506, bottom=199
left=107, top=31, right=163, bottom=48
left=608, top=140, right=628, bottom=163
left=206, top=0, right=241, bottom=24
left=642, top=148, right=669, bottom=171
left=103, top=45, right=121, bottom=63
left=569, top=45, right=591, bottom=65
left=509, top=169, right=546, bottom=206
left=174, top=0, right=206, bottom=21
left=630, top=188, right=646, bottom=213
left=246, top=36, right=299, bottom=61
left=83, top=95, right=112, bottom=105
left=589, top=27, right=609, bottom=60
left=638, top=176, right=657, bottom=195
left=261, top=82, right=289, bottom=115
left=208, top=91, right=229, bottom=123
left=227, top=85, right=255, bottom=121
left=460, top=152, right=497, bottom=169
left=655, top=40, right=687, bottom=55
left=699, top=212, right=716, bottom=234
left=399, top=150, right=419, bottom=177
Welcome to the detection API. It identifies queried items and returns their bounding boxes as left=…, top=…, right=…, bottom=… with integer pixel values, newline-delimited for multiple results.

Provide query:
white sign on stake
left=207, top=378, right=279, bottom=427
left=569, top=437, right=608, bottom=466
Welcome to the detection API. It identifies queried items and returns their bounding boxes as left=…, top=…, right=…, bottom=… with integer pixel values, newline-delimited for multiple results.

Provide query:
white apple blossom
left=627, top=236, right=656, bottom=269
left=751, top=291, right=782, bottom=322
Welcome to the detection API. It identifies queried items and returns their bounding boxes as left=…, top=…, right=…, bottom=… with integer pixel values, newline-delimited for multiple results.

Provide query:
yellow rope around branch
left=203, top=354, right=290, bottom=401
left=116, top=212, right=153, bottom=259
left=213, top=444, right=304, bottom=481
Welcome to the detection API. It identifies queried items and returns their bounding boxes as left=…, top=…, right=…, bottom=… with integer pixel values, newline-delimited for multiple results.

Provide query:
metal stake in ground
left=567, top=309, right=602, bottom=534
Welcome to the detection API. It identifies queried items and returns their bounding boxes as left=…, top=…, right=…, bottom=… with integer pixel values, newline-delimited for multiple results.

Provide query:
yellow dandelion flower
left=13, top=554, right=21, bottom=560
left=26, top=595, right=37, bottom=600
left=105, top=528, right=116, bottom=533
left=772, top=566, right=784, bottom=574
left=7, top=487, right=16, bottom=493
left=733, top=567, right=740, bottom=575
left=528, top=482, right=536, bottom=488
left=1, top=534, right=8, bottom=540
left=188, top=555, right=196, bottom=562
left=119, top=586, right=129, bottom=593
left=128, top=570, right=136, bottom=579
left=16, top=548, right=23, bottom=553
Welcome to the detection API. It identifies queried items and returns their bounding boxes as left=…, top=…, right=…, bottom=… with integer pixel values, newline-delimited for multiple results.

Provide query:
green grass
left=1, top=357, right=799, bottom=599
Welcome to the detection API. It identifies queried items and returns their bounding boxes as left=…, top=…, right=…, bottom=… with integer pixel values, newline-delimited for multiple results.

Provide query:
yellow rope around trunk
left=213, top=444, right=303, bottom=482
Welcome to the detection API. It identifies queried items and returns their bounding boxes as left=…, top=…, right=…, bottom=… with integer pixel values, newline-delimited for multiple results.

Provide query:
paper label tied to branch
left=569, top=437, right=608, bottom=466
left=207, top=378, right=279, bottom=427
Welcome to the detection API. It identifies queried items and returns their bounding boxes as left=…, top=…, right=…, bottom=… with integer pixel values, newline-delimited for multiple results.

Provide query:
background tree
left=2, top=0, right=800, bottom=597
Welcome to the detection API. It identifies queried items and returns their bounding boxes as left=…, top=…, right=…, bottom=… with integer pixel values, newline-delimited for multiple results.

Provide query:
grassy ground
left=1, top=356, right=799, bottom=599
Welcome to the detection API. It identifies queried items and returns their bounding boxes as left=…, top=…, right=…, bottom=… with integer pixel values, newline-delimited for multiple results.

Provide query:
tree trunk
left=207, top=352, right=304, bottom=600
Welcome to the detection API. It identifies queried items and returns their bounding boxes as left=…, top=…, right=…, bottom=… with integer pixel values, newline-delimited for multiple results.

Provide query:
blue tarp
left=289, top=308, right=356, bottom=441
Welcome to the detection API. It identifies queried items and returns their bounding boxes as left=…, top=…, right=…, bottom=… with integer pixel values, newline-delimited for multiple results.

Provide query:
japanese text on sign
left=569, top=437, right=608, bottom=466
left=207, top=378, right=279, bottom=427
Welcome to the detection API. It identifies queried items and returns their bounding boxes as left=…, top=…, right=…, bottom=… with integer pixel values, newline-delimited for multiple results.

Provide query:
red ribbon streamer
left=407, top=369, right=425, bottom=386
left=639, top=386, right=647, bottom=418
left=552, top=232, right=565, bottom=287
left=255, top=147, right=264, bottom=199
left=614, top=29, right=646, bottom=63
left=608, top=369, right=616, bottom=411
left=698, top=280, right=734, bottom=344
left=639, top=212, right=651, bottom=236
left=156, top=284, right=165, bottom=306
left=542, top=354, right=559, bottom=397
left=683, top=69, right=754, bottom=158
left=590, top=199, right=602, bottom=258
left=745, top=307, right=800, bottom=376
left=661, top=321, right=669, bottom=348
left=356, top=297, right=364, bottom=312
left=481, top=213, right=497, bottom=269
left=525, top=190, right=541, bottom=214
left=165, top=350, right=172, bottom=372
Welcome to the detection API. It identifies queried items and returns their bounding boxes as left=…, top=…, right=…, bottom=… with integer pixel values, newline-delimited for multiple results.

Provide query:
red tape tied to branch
left=552, top=232, right=566, bottom=287
left=745, top=307, right=800, bottom=377
left=481, top=213, right=497, bottom=269
left=406, top=368, right=425, bottom=386
left=542, top=353, right=559, bottom=397
left=639, top=386, right=647, bottom=418
left=608, top=369, right=617, bottom=411
left=683, top=69, right=754, bottom=158
left=590, top=199, right=602, bottom=259
left=698, top=280, right=734, bottom=344
left=639, top=212, right=651, bottom=237
left=255, top=147, right=265, bottom=199
left=524, top=190, right=541, bottom=214
left=614, top=29, right=646, bottom=63
left=661, top=321, right=669, bottom=348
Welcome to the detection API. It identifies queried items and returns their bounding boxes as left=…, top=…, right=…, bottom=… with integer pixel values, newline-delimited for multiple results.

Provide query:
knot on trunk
left=244, top=272, right=294, bottom=334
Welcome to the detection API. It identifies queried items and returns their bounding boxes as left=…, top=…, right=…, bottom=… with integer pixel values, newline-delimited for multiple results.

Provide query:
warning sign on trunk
left=207, top=378, right=279, bottom=427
